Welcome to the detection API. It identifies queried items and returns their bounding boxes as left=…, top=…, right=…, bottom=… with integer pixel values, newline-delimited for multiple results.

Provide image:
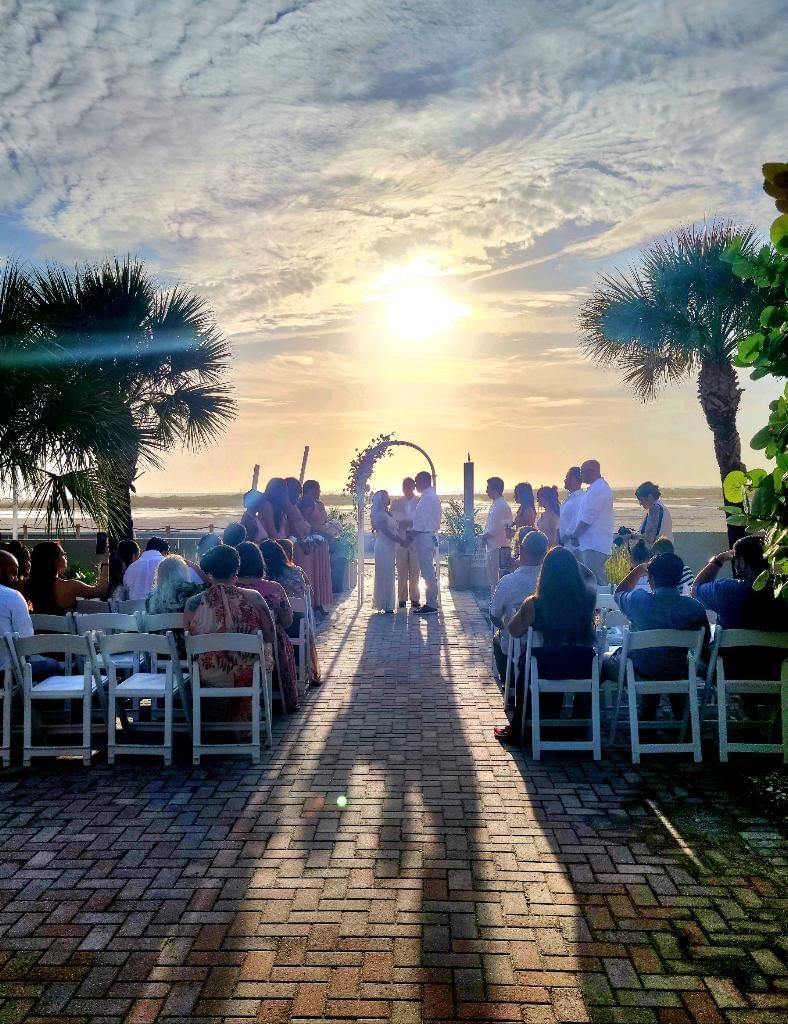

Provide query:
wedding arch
left=346, top=434, right=440, bottom=608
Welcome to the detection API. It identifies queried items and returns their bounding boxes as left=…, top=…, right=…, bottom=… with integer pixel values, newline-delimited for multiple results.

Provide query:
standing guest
left=390, top=477, right=421, bottom=609
left=236, top=541, right=299, bottom=710
left=636, top=482, right=673, bottom=544
left=124, top=537, right=169, bottom=601
left=409, top=471, right=442, bottom=615
left=559, top=466, right=583, bottom=555
left=371, top=490, right=403, bottom=613
left=197, top=533, right=221, bottom=559
left=263, top=539, right=321, bottom=684
left=512, top=483, right=537, bottom=532
left=297, top=480, right=334, bottom=613
left=25, top=541, right=110, bottom=614
left=499, top=547, right=597, bottom=744
left=652, top=537, right=694, bottom=594
left=569, top=460, right=614, bottom=586
left=185, top=544, right=282, bottom=716
left=489, top=530, right=549, bottom=681
left=0, top=550, right=33, bottom=672
left=222, top=522, right=247, bottom=548
left=536, top=486, right=561, bottom=548
left=481, top=477, right=513, bottom=590
left=609, top=553, right=709, bottom=721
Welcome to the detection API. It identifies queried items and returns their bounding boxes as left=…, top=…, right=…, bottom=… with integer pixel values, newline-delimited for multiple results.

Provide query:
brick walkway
left=1, top=580, right=787, bottom=1024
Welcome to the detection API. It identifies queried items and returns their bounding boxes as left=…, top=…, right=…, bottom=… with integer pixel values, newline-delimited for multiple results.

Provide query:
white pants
left=581, top=549, right=609, bottom=586
left=396, top=544, right=420, bottom=604
left=413, top=534, right=438, bottom=608
left=486, top=547, right=503, bottom=589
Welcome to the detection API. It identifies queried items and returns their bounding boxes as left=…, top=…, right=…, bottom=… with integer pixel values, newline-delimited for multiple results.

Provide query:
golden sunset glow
left=385, top=280, right=470, bottom=341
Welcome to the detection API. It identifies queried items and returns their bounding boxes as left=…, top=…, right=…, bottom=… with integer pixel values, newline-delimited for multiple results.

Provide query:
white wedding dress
left=372, top=510, right=397, bottom=611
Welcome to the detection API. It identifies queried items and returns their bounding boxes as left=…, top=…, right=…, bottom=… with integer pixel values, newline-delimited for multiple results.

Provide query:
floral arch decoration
left=345, top=434, right=439, bottom=608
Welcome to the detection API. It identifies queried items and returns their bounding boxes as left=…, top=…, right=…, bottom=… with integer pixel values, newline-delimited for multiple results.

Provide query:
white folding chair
left=97, top=632, right=178, bottom=765
left=708, top=629, right=788, bottom=762
left=530, top=653, right=602, bottom=760
left=258, top=601, right=286, bottom=708
left=73, top=613, right=141, bottom=675
left=186, top=631, right=271, bottom=764
left=289, top=598, right=311, bottom=692
left=1, top=637, right=17, bottom=768
left=503, top=632, right=523, bottom=708
left=609, top=628, right=705, bottom=763
left=12, top=633, right=106, bottom=766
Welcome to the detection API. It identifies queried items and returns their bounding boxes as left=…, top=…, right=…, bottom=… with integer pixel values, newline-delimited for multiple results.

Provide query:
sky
left=1, top=0, right=786, bottom=495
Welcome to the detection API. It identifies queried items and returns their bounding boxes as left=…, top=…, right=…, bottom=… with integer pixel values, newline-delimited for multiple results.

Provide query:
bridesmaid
left=371, top=490, right=402, bottom=613
left=297, top=479, right=334, bottom=613
left=256, top=478, right=290, bottom=541
left=513, top=482, right=536, bottom=530
left=536, top=485, right=561, bottom=547
left=285, top=477, right=328, bottom=617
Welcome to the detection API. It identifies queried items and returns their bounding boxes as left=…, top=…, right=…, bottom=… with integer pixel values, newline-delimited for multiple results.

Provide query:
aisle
left=0, top=580, right=785, bottom=1023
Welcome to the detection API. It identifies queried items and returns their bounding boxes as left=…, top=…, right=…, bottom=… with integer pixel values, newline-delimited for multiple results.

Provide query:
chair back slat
left=14, top=633, right=91, bottom=658
left=75, top=599, right=111, bottom=614
left=289, top=598, right=306, bottom=614
left=623, top=628, right=705, bottom=654
left=99, top=631, right=172, bottom=658
left=717, top=629, right=788, bottom=651
left=141, top=612, right=187, bottom=632
left=73, top=612, right=140, bottom=635
left=186, top=631, right=265, bottom=658
left=31, top=613, right=75, bottom=634
left=113, top=599, right=147, bottom=615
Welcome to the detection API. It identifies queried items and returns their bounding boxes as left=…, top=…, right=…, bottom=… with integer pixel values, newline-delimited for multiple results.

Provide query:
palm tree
left=578, top=222, right=766, bottom=494
left=29, top=257, right=236, bottom=538
left=0, top=260, right=136, bottom=534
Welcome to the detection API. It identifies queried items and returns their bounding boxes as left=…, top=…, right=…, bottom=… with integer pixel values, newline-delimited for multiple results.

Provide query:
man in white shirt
left=123, top=536, right=169, bottom=601
left=489, top=530, right=548, bottom=680
left=390, top=477, right=421, bottom=609
left=558, top=466, right=583, bottom=557
left=0, top=551, right=34, bottom=673
left=568, top=460, right=614, bottom=585
left=409, top=471, right=442, bottom=614
left=481, top=477, right=513, bottom=590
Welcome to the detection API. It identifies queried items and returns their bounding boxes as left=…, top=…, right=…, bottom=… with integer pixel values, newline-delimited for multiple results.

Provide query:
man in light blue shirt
left=0, top=551, right=34, bottom=673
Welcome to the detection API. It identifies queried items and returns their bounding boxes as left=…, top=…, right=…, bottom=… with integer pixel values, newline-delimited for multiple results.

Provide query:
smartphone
left=95, top=532, right=108, bottom=556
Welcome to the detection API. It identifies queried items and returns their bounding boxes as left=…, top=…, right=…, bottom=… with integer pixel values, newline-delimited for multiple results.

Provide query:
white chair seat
left=32, top=675, right=99, bottom=697
left=116, top=673, right=168, bottom=695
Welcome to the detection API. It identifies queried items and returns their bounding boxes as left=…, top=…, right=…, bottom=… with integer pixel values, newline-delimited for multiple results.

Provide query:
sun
left=385, top=280, right=469, bottom=341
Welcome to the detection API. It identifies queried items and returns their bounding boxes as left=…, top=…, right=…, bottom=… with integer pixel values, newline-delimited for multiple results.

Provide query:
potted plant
left=444, top=499, right=482, bottom=589
left=327, top=507, right=358, bottom=592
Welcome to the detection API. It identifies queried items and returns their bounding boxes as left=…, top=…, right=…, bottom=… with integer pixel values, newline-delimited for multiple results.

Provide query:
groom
left=408, top=470, right=441, bottom=614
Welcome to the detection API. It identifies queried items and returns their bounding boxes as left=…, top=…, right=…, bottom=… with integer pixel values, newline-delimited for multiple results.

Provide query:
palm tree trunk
left=114, top=460, right=137, bottom=542
left=697, top=358, right=745, bottom=545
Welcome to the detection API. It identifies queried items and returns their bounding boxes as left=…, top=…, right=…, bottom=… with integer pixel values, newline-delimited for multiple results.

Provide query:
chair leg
left=591, top=681, right=602, bottom=761
left=192, top=677, right=201, bottom=766
left=718, top=679, right=729, bottom=762
left=627, top=676, right=641, bottom=764
left=781, top=676, right=788, bottom=765
left=609, top=672, right=625, bottom=746
left=2, top=687, right=10, bottom=768
left=107, top=684, right=116, bottom=765
left=251, top=665, right=261, bottom=765
left=23, top=680, right=32, bottom=768
left=531, top=683, right=541, bottom=760
left=163, top=678, right=173, bottom=766
left=688, top=680, right=702, bottom=763
left=82, top=678, right=92, bottom=766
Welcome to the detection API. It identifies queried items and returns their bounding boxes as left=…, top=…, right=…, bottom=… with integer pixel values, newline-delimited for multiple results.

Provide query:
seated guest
left=25, top=541, right=109, bottom=614
left=497, top=547, right=597, bottom=743
left=628, top=538, right=653, bottom=591
left=610, top=552, right=709, bottom=720
left=108, top=539, right=140, bottom=602
left=147, top=555, right=204, bottom=615
left=0, top=551, right=59, bottom=680
left=184, top=544, right=284, bottom=716
left=536, top=486, right=561, bottom=547
left=652, top=537, right=694, bottom=594
left=635, top=481, right=673, bottom=544
left=222, top=522, right=247, bottom=548
left=693, top=535, right=785, bottom=687
left=490, top=530, right=549, bottom=682
left=124, top=537, right=169, bottom=601
left=0, top=540, right=31, bottom=590
left=262, top=539, right=321, bottom=684
left=237, top=541, right=299, bottom=709
left=197, top=533, right=221, bottom=559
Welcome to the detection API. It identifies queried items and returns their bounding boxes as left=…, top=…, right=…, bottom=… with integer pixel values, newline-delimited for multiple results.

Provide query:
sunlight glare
left=385, top=281, right=469, bottom=341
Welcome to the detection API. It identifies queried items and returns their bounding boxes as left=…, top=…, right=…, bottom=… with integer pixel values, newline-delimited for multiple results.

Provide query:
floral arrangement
left=345, top=432, right=395, bottom=496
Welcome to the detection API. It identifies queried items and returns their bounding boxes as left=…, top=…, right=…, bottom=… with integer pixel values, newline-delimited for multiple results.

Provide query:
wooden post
left=463, top=454, right=475, bottom=547
left=251, top=464, right=260, bottom=491
left=299, top=446, right=310, bottom=485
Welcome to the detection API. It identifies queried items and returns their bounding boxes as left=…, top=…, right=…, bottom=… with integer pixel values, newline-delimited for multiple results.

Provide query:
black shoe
left=416, top=605, right=437, bottom=615
left=411, top=601, right=421, bottom=609
left=399, top=601, right=406, bottom=609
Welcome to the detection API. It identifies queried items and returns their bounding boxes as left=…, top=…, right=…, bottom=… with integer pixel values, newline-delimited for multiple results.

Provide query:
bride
left=371, top=490, right=405, bottom=613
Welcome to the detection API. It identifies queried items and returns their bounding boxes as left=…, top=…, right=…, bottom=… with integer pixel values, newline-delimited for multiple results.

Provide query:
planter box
left=331, top=555, right=358, bottom=592
left=447, top=551, right=487, bottom=590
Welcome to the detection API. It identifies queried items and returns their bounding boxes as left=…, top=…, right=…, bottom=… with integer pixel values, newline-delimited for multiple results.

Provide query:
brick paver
left=0, top=578, right=786, bottom=1023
